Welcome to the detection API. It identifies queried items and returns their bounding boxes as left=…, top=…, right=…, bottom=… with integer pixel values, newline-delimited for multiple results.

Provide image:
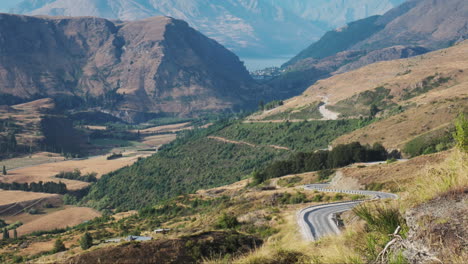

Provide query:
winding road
left=298, top=184, right=398, bottom=241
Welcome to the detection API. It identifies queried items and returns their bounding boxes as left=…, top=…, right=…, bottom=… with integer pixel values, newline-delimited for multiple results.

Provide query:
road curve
left=298, top=184, right=398, bottom=241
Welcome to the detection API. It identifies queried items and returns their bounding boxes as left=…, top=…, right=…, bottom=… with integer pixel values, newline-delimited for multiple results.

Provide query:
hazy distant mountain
left=11, top=0, right=405, bottom=57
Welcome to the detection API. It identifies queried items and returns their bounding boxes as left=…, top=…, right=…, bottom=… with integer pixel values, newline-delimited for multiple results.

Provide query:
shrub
left=318, top=169, right=335, bottom=181
left=53, top=239, right=66, bottom=253
left=353, top=204, right=405, bottom=235
left=216, top=213, right=240, bottom=229
left=80, top=232, right=93, bottom=250
left=107, top=153, right=123, bottom=160
left=453, top=113, right=468, bottom=152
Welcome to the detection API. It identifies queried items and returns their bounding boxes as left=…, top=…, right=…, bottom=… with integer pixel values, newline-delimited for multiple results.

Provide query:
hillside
left=0, top=14, right=262, bottom=123
left=272, top=0, right=468, bottom=96
left=0, top=98, right=84, bottom=158
left=10, top=0, right=404, bottom=57
left=251, top=41, right=468, bottom=151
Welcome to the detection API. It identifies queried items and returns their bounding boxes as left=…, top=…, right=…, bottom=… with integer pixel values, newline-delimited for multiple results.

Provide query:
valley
left=0, top=1, right=467, bottom=263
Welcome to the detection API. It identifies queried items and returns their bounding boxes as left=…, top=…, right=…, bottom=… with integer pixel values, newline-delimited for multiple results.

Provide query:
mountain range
left=270, top=0, right=468, bottom=97
left=10, top=0, right=405, bottom=57
left=0, top=14, right=261, bottom=122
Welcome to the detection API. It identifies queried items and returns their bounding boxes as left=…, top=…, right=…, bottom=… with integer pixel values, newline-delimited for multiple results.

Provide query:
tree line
left=0, top=181, right=67, bottom=194
left=253, top=142, right=390, bottom=184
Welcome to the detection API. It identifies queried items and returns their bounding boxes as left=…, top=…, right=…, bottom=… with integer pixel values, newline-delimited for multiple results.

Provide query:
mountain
left=251, top=40, right=468, bottom=149
left=10, top=0, right=405, bottom=57
left=0, top=13, right=263, bottom=123
left=271, top=0, right=468, bottom=97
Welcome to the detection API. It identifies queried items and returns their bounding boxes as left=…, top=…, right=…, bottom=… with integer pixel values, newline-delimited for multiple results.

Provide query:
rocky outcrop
left=0, top=14, right=262, bottom=122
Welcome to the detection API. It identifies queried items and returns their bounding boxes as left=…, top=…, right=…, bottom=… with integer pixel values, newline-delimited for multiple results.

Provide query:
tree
left=80, top=232, right=93, bottom=250
left=370, top=104, right=380, bottom=117
left=2, top=165, right=6, bottom=175
left=53, top=239, right=66, bottom=253
left=2, top=228, right=9, bottom=240
left=258, top=100, right=265, bottom=111
left=453, top=113, right=468, bottom=153
left=13, top=229, right=17, bottom=239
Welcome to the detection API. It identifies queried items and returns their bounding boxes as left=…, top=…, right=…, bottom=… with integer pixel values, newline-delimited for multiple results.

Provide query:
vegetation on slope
left=252, top=142, right=389, bottom=184
left=84, top=117, right=371, bottom=210
left=214, top=119, right=372, bottom=152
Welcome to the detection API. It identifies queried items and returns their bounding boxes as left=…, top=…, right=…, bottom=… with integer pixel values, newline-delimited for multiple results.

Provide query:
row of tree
left=0, top=181, right=67, bottom=194
left=2, top=228, right=17, bottom=240
left=253, top=142, right=389, bottom=184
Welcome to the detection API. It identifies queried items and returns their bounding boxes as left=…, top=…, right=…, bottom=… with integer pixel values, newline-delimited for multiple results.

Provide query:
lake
left=241, top=55, right=294, bottom=71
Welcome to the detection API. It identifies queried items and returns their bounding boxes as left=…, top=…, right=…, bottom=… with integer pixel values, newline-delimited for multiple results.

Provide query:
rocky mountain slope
left=271, top=0, right=468, bottom=97
left=10, top=0, right=405, bottom=57
left=0, top=14, right=260, bottom=122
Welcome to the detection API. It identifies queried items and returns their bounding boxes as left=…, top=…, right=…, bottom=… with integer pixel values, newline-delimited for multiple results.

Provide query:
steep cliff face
left=0, top=14, right=260, bottom=122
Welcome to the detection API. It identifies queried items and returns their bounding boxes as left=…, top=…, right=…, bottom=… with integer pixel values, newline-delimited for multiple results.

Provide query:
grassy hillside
left=83, top=118, right=370, bottom=210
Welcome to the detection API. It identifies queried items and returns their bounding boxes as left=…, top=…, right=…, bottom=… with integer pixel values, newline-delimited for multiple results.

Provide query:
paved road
left=298, top=184, right=398, bottom=241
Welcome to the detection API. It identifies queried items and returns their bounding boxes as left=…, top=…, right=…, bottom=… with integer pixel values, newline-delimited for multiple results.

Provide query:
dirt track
left=207, top=136, right=290, bottom=150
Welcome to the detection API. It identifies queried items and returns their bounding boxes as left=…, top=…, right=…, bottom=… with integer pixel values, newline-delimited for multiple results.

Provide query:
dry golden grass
left=15, top=207, right=101, bottom=236
left=0, top=152, right=62, bottom=170
left=259, top=41, right=468, bottom=117
left=0, top=190, right=58, bottom=207
left=403, top=149, right=468, bottom=208
left=1, top=152, right=148, bottom=190
left=338, top=151, right=449, bottom=189
left=333, top=99, right=467, bottom=149
left=141, top=134, right=177, bottom=146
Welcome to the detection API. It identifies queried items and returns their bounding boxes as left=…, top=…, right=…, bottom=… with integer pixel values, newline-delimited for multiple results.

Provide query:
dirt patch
left=329, top=171, right=363, bottom=190
left=15, top=207, right=101, bottom=236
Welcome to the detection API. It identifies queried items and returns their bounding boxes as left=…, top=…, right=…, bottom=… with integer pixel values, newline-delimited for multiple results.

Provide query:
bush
left=80, top=232, right=93, bottom=250
left=453, top=113, right=468, bottom=152
left=216, top=213, right=240, bottom=229
left=107, top=153, right=123, bottom=160
left=353, top=204, right=405, bottom=235
left=53, top=239, right=66, bottom=253
left=318, top=169, right=335, bottom=181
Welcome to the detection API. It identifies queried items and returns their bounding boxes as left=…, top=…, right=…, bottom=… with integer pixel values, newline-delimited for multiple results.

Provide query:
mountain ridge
left=0, top=13, right=261, bottom=123
left=11, top=0, right=405, bottom=57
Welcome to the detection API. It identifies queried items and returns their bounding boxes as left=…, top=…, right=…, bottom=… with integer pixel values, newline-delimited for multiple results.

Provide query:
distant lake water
left=241, top=55, right=294, bottom=71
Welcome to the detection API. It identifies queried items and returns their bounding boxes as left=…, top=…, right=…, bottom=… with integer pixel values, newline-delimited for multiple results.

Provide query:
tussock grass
left=353, top=202, right=405, bottom=235
left=404, top=149, right=468, bottom=208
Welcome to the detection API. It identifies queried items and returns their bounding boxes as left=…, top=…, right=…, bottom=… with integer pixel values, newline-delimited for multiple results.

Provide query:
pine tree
left=2, top=165, right=6, bottom=175
left=80, top=232, right=93, bottom=250
left=53, top=239, right=66, bottom=253
left=13, top=229, right=17, bottom=239
left=3, top=228, right=9, bottom=240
